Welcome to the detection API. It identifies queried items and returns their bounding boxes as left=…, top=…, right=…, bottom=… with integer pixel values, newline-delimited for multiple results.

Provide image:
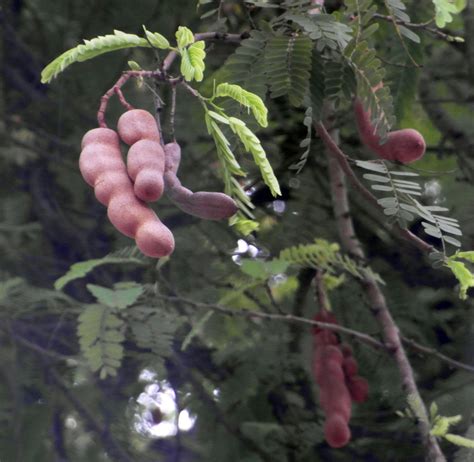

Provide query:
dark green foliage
left=265, top=35, right=313, bottom=107
left=1, top=0, right=474, bottom=461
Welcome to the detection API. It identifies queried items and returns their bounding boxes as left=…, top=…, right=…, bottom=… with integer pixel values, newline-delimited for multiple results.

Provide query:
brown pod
left=81, top=127, right=120, bottom=150
left=117, top=109, right=160, bottom=145
left=135, top=220, right=175, bottom=258
left=164, top=171, right=238, bottom=220
left=164, top=142, right=182, bottom=175
left=127, top=139, right=165, bottom=202
left=79, top=127, right=174, bottom=258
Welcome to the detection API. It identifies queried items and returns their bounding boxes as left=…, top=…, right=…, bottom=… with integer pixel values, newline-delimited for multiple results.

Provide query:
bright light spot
left=268, top=273, right=287, bottom=287
left=178, top=410, right=196, bottom=431
left=150, top=421, right=177, bottom=438
left=212, top=388, right=220, bottom=399
left=272, top=200, right=286, bottom=214
left=248, top=245, right=259, bottom=257
left=232, top=255, right=242, bottom=265
left=65, top=416, right=77, bottom=430
left=424, top=180, right=442, bottom=199
left=139, top=369, right=157, bottom=383
left=236, top=239, right=249, bottom=253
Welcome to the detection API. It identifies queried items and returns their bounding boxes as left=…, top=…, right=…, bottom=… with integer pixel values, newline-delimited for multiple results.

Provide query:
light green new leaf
left=215, top=83, right=268, bottom=127
left=228, top=117, right=281, bottom=197
left=453, top=251, right=474, bottom=263
left=445, top=260, right=474, bottom=300
left=86, top=283, right=143, bottom=310
left=444, top=434, right=474, bottom=448
left=432, top=0, right=462, bottom=27
left=180, top=41, right=206, bottom=82
left=143, top=26, right=170, bottom=49
left=41, top=30, right=150, bottom=83
left=176, top=26, right=195, bottom=48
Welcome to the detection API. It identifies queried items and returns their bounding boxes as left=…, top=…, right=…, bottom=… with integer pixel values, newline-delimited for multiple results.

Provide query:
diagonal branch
left=322, top=121, right=446, bottom=461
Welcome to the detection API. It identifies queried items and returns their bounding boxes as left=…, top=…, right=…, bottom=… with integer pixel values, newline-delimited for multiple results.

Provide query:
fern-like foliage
left=356, top=160, right=462, bottom=249
left=384, top=0, right=421, bottom=44
left=77, top=282, right=143, bottom=378
left=345, top=41, right=396, bottom=139
left=265, top=35, right=313, bottom=107
left=129, top=307, right=181, bottom=375
left=344, top=0, right=379, bottom=46
left=217, top=31, right=269, bottom=97
left=78, top=304, right=125, bottom=379
left=282, top=13, right=353, bottom=51
left=289, top=107, right=313, bottom=173
left=41, top=30, right=152, bottom=83
left=278, top=238, right=383, bottom=283
left=181, top=40, right=206, bottom=82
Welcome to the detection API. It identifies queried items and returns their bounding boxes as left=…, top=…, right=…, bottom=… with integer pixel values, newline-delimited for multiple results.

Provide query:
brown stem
left=323, top=124, right=446, bottom=461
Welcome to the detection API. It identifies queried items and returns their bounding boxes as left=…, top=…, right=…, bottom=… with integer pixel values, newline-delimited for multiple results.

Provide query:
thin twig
left=314, top=122, right=435, bottom=254
left=170, top=83, right=177, bottom=142
left=372, top=13, right=464, bottom=43
left=155, top=294, right=474, bottom=375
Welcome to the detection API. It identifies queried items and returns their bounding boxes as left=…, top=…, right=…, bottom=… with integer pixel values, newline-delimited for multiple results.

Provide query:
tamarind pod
left=354, top=100, right=426, bottom=164
left=79, top=144, right=127, bottom=187
left=324, top=414, right=351, bottom=448
left=81, top=127, right=120, bottom=150
left=94, top=171, right=135, bottom=206
left=342, top=356, right=358, bottom=378
left=127, top=139, right=165, bottom=202
left=312, top=345, right=344, bottom=383
left=117, top=109, right=160, bottom=145
left=164, top=171, right=238, bottom=220
left=135, top=220, right=175, bottom=258
left=341, top=344, right=353, bottom=357
left=313, top=330, right=339, bottom=347
left=164, top=142, right=181, bottom=175
left=319, top=379, right=352, bottom=421
left=347, top=376, right=369, bottom=403
left=107, top=192, right=175, bottom=257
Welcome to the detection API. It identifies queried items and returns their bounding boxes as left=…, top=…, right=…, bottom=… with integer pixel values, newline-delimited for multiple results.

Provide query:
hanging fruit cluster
left=79, top=109, right=238, bottom=258
left=311, top=310, right=369, bottom=448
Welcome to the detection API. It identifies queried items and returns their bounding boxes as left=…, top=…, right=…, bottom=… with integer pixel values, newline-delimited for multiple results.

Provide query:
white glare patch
left=424, top=180, right=442, bottom=199
left=65, top=416, right=77, bottom=430
left=232, top=255, right=242, bottom=265
left=150, top=421, right=177, bottom=438
left=178, top=410, right=196, bottom=431
left=212, top=388, right=221, bottom=399
left=139, top=369, right=157, bottom=383
left=248, top=245, right=259, bottom=258
left=272, top=200, right=286, bottom=214
left=236, top=239, right=249, bottom=253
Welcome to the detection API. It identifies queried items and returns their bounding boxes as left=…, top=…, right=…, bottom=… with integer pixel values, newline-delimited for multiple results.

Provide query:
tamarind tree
left=1, top=0, right=474, bottom=460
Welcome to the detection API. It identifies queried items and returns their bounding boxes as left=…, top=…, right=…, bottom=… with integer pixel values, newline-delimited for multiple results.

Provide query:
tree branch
left=314, top=122, right=435, bottom=254
left=323, top=122, right=446, bottom=461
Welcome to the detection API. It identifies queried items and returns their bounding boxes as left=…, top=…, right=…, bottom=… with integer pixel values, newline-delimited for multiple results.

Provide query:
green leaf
left=215, top=83, right=268, bottom=127
left=86, top=283, right=143, bottom=309
left=143, top=26, right=170, bottom=49
left=176, top=26, right=195, bottom=48
left=445, top=434, right=474, bottom=448
left=183, top=40, right=206, bottom=82
left=445, top=260, right=474, bottom=300
left=453, top=251, right=474, bottom=263
left=228, top=117, right=281, bottom=197
left=41, top=30, right=150, bottom=83
left=432, top=0, right=461, bottom=27
left=54, top=256, right=147, bottom=290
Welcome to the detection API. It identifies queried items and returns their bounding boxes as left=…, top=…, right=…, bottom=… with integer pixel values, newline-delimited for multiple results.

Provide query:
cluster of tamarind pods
left=79, top=109, right=238, bottom=258
left=311, top=310, right=369, bottom=448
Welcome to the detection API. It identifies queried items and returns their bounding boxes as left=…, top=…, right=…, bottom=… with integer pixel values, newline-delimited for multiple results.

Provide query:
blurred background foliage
left=1, top=0, right=474, bottom=460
